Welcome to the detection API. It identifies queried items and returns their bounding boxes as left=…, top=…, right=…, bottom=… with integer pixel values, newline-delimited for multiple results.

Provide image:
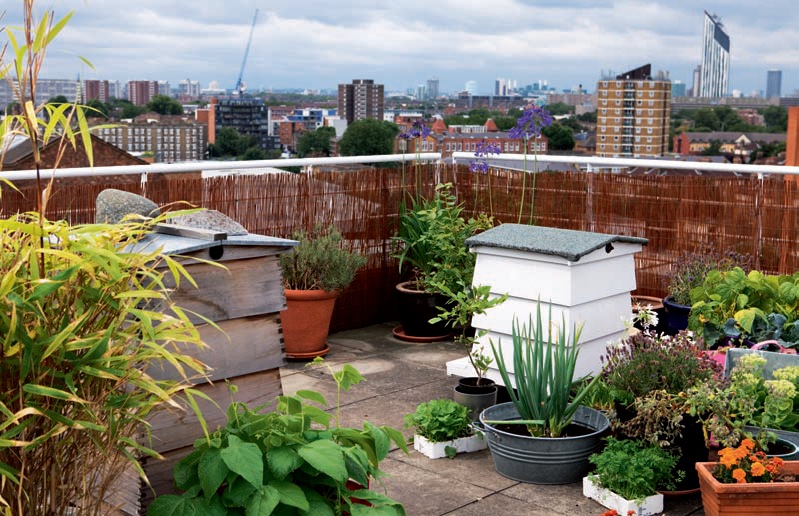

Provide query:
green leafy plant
left=428, top=282, right=507, bottom=384
left=685, top=354, right=799, bottom=448
left=148, top=361, right=408, bottom=515
left=589, top=437, right=682, bottom=501
left=689, top=267, right=799, bottom=348
left=489, top=303, right=599, bottom=437
left=0, top=4, right=209, bottom=514
left=404, top=399, right=472, bottom=444
left=393, top=183, right=493, bottom=294
left=280, top=224, right=367, bottom=291
left=664, top=247, right=752, bottom=306
left=600, top=330, right=720, bottom=407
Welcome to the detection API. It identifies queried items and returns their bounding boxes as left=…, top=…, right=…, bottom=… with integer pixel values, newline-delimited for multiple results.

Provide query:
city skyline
left=4, top=1, right=799, bottom=97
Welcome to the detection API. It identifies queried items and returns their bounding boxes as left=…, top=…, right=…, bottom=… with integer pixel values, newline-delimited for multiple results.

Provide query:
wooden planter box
left=582, top=476, right=664, bottom=516
left=696, top=461, right=799, bottom=516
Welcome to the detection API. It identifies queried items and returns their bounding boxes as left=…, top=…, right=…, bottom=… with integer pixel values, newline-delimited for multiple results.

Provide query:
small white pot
left=413, top=430, right=487, bottom=459
left=582, top=475, right=664, bottom=516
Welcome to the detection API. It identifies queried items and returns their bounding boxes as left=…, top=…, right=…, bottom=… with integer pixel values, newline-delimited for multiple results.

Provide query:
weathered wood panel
left=161, top=255, right=286, bottom=324
left=147, top=313, right=285, bottom=383
left=145, top=368, right=283, bottom=454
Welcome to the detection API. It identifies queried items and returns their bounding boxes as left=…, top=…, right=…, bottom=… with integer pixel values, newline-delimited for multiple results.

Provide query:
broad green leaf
left=270, top=480, right=309, bottom=511
left=335, top=364, right=365, bottom=391
left=297, top=439, right=348, bottom=483
left=198, top=448, right=229, bottom=501
left=295, top=389, right=327, bottom=406
left=146, top=494, right=196, bottom=516
left=304, top=490, right=336, bottom=516
left=266, top=445, right=301, bottom=478
left=244, top=485, right=280, bottom=516
left=222, top=475, right=257, bottom=507
left=220, top=434, right=263, bottom=489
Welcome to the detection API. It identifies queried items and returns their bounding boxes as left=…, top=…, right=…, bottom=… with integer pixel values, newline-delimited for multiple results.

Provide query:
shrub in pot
left=404, top=399, right=486, bottom=459
left=148, top=360, right=408, bottom=515
left=279, top=224, right=366, bottom=358
left=662, top=247, right=751, bottom=336
left=392, top=183, right=493, bottom=338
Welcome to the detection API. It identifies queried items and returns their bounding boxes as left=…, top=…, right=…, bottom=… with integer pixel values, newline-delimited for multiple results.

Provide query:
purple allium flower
left=509, top=105, right=553, bottom=140
left=469, top=140, right=502, bottom=174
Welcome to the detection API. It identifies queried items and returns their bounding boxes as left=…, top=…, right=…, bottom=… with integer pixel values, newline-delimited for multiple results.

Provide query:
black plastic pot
left=395, top=281, right=451, bottom=337
left=662, top=296, right=691, bottom=336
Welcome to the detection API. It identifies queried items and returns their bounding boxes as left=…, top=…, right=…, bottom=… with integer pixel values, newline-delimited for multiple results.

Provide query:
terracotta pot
left=696, top=461, right=799, bottom=516
left=281, top=289, right=338, bottom=359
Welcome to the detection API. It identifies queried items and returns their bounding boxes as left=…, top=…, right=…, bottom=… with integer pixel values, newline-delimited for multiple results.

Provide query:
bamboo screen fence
left=3, top=163, right=799, bottom=332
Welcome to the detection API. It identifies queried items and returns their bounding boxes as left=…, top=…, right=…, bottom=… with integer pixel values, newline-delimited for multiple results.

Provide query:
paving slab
left=377, top=456, right=495, bottom=516
left=444, top=492, right=569, bottom=515
left=390, top=448, right=517, bottom=492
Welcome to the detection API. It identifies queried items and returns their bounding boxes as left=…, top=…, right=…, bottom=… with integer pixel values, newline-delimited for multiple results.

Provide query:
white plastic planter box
left=413, top=431, right=487, bottom=459
left=582, top=476, right=664, bottom=516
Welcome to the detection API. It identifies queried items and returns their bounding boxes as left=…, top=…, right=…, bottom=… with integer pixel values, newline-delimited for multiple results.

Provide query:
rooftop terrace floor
left=279, top=322, right=706, bottom=516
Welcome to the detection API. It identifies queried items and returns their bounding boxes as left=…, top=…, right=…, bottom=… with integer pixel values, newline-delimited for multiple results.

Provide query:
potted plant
left=404, top=399, right=487, bottom=459
left=392, top=183, right=493, bottom=339
left=600, top=317, right=721, bottom=490
left=583, top=437, right=682, bottom=516
left=685, top=353, right=799, bottom=455
left=662, top=247, right=751, bottom=336
left=689, top=267, right=799, bottom=350
left=0, top=6, right=210, bottom=513
left=279, top=224, right=366, bottom=359
left=696, top=438, right=799, bottom=516
left=478, top=304, right=609, bottom=484
left=148, top=360, right=408, bottom=515
left=428, top=282, right=507, bottom=418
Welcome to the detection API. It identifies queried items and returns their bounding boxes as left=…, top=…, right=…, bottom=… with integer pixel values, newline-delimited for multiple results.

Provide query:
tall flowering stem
left=509, top=106, right=553, bottom=225
left=398, top=120, right=430, bottom=212
left=469, top=141, right=501, bottom=217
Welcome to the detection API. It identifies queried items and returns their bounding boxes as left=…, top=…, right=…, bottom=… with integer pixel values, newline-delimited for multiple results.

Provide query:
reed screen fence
left=4, top=163, right=798, bottom=332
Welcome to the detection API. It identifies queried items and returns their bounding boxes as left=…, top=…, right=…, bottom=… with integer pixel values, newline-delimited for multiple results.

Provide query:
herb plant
left=489, top=303, right=599, bottom=437
left=404, top=399, right=472, bottom=443
left=589, top=437, right=682, bottom=501
left=600, top=330, right=720, bottom=407
left=280, top=224, right=366, bottom=291
left=664, top=247, right=752, bottom=306
left=148, top=361, right=408, bottom=515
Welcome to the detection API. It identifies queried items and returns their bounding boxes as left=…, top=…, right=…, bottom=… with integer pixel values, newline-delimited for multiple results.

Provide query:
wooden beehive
left=131, top=228, right=296, bottom=511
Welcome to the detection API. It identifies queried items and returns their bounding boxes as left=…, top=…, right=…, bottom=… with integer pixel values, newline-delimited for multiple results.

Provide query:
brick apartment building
left=83, top=80, right=110, bottom=103
left=338, top=79, right=384, bottom=125
left=92, top=114, right=208, bottom=162
left=595, top=64, right=671, bottom=158
left=128, top=80, right=159, bottom=106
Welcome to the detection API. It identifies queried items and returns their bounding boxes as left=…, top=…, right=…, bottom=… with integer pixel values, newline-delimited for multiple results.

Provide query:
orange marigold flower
left=751, top=462, right=766, bottom=476
left=773, top=457, right=785, bottom=468
left=741, top=438, right=756, bottom=450
left=732, top=468, right=747, bottom=483
left=766, top=463, right=777, bottom=473
left=720, top=454, right=737, bottom=468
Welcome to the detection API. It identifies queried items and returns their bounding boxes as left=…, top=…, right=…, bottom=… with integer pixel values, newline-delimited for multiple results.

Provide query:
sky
left=3, top=0, right=799, bottom=97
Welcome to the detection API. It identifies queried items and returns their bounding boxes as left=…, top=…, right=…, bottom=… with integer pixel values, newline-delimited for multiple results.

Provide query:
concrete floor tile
left=390, top=448, right=517, bottom=492
left=377, top=456, right=494, bottom=516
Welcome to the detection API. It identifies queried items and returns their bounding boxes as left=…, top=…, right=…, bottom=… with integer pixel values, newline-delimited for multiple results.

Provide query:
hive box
left=446, top=224, right=647, bottom=382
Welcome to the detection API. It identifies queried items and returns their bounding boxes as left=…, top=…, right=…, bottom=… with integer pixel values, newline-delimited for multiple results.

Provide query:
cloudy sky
left=3, top=0, right=798, bottom=96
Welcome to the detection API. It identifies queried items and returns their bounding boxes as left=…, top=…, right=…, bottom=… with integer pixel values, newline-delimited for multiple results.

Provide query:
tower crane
left=233, top=9, right=259, bottom=95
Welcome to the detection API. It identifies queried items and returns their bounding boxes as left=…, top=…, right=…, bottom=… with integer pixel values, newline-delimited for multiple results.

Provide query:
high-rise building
left=671, top=80, right=687, bottom=97
left=699, top=11, right=730, bottom=98
left=595, top=64, right=671, bottom=159
left=767, top=70, right=782, bottom=99
left=215, top=97, right=280, bottom=153
left=92, top=114, right=208, bottom=162
left=426, top=77, right=439, bottom=100
left=83, top=80, right=110, bottom=102
left=128, top=80, right=159, bottom=105
left=464, top=80, right=478, bottom=96
left=177, top=79, right=201, bottom=100
left=337, top=79, right=384, bottom=125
